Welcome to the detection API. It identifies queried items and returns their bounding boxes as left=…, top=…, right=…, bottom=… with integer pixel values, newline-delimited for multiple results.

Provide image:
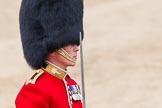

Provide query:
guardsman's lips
left=73, top=56, right=77, bottom=59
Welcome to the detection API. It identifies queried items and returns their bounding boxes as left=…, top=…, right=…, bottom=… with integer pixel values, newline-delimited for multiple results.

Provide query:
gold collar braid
left=43, top=61, right=67, bottom=79
left=57, top=48, right=76, bottom=63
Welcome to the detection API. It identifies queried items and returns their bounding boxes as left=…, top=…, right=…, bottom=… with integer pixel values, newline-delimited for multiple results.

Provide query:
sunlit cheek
left=66, top=61, right=75, bottom=67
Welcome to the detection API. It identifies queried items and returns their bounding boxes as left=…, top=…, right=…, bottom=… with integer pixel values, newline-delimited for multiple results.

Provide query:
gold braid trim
left=57, top=48, right=76, bottom=63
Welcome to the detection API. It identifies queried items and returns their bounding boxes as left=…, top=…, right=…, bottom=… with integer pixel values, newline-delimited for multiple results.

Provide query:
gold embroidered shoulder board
left=25, top=69, right=44, bottom=85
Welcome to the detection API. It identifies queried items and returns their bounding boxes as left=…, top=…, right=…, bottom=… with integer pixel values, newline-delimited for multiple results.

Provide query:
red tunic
left=15, top=64, right=83, bottom=108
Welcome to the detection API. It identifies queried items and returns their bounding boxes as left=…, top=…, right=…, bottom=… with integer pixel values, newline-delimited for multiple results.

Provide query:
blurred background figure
left=0, top=0, right=162, bottom=108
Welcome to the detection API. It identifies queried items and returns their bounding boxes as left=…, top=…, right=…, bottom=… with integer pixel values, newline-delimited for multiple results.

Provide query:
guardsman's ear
left=47, top=51, right=58, bottom=58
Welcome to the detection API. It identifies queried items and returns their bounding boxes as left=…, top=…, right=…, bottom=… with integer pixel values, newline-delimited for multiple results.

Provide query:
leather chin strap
left=57, top=48, right=76, bottom=63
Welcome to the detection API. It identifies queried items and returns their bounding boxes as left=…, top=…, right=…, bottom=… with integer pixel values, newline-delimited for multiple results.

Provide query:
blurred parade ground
left=0, top=0, right=162, bottom=108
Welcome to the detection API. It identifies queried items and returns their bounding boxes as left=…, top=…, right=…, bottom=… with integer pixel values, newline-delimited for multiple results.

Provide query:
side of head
left=19, top=0, right=84, bottom=69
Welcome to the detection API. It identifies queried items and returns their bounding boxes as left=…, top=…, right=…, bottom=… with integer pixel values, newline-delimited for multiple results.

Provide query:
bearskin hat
left=19, top=0, right=84, bottom=69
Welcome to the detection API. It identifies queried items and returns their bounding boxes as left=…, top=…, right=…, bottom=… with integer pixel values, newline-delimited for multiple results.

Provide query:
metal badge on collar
left=51, top=68, right=61, bottom=75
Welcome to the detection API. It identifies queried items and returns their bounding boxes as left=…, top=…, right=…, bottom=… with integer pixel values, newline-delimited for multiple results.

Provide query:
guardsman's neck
left=46, top=60, right=67, bottom=72
left=47, top=57, right=67, bottom=70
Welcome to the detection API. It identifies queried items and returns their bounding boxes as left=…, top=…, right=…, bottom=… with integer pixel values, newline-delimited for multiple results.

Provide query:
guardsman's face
left=63, top=44, right=79, bottom=60
left=63, top=44, right=79, bottom=66
left=47, top=44, right=79, bottom=69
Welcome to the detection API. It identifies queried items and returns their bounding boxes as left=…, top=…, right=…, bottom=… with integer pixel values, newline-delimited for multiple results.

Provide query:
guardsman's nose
left=74, top=45, right=79, bottom=52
